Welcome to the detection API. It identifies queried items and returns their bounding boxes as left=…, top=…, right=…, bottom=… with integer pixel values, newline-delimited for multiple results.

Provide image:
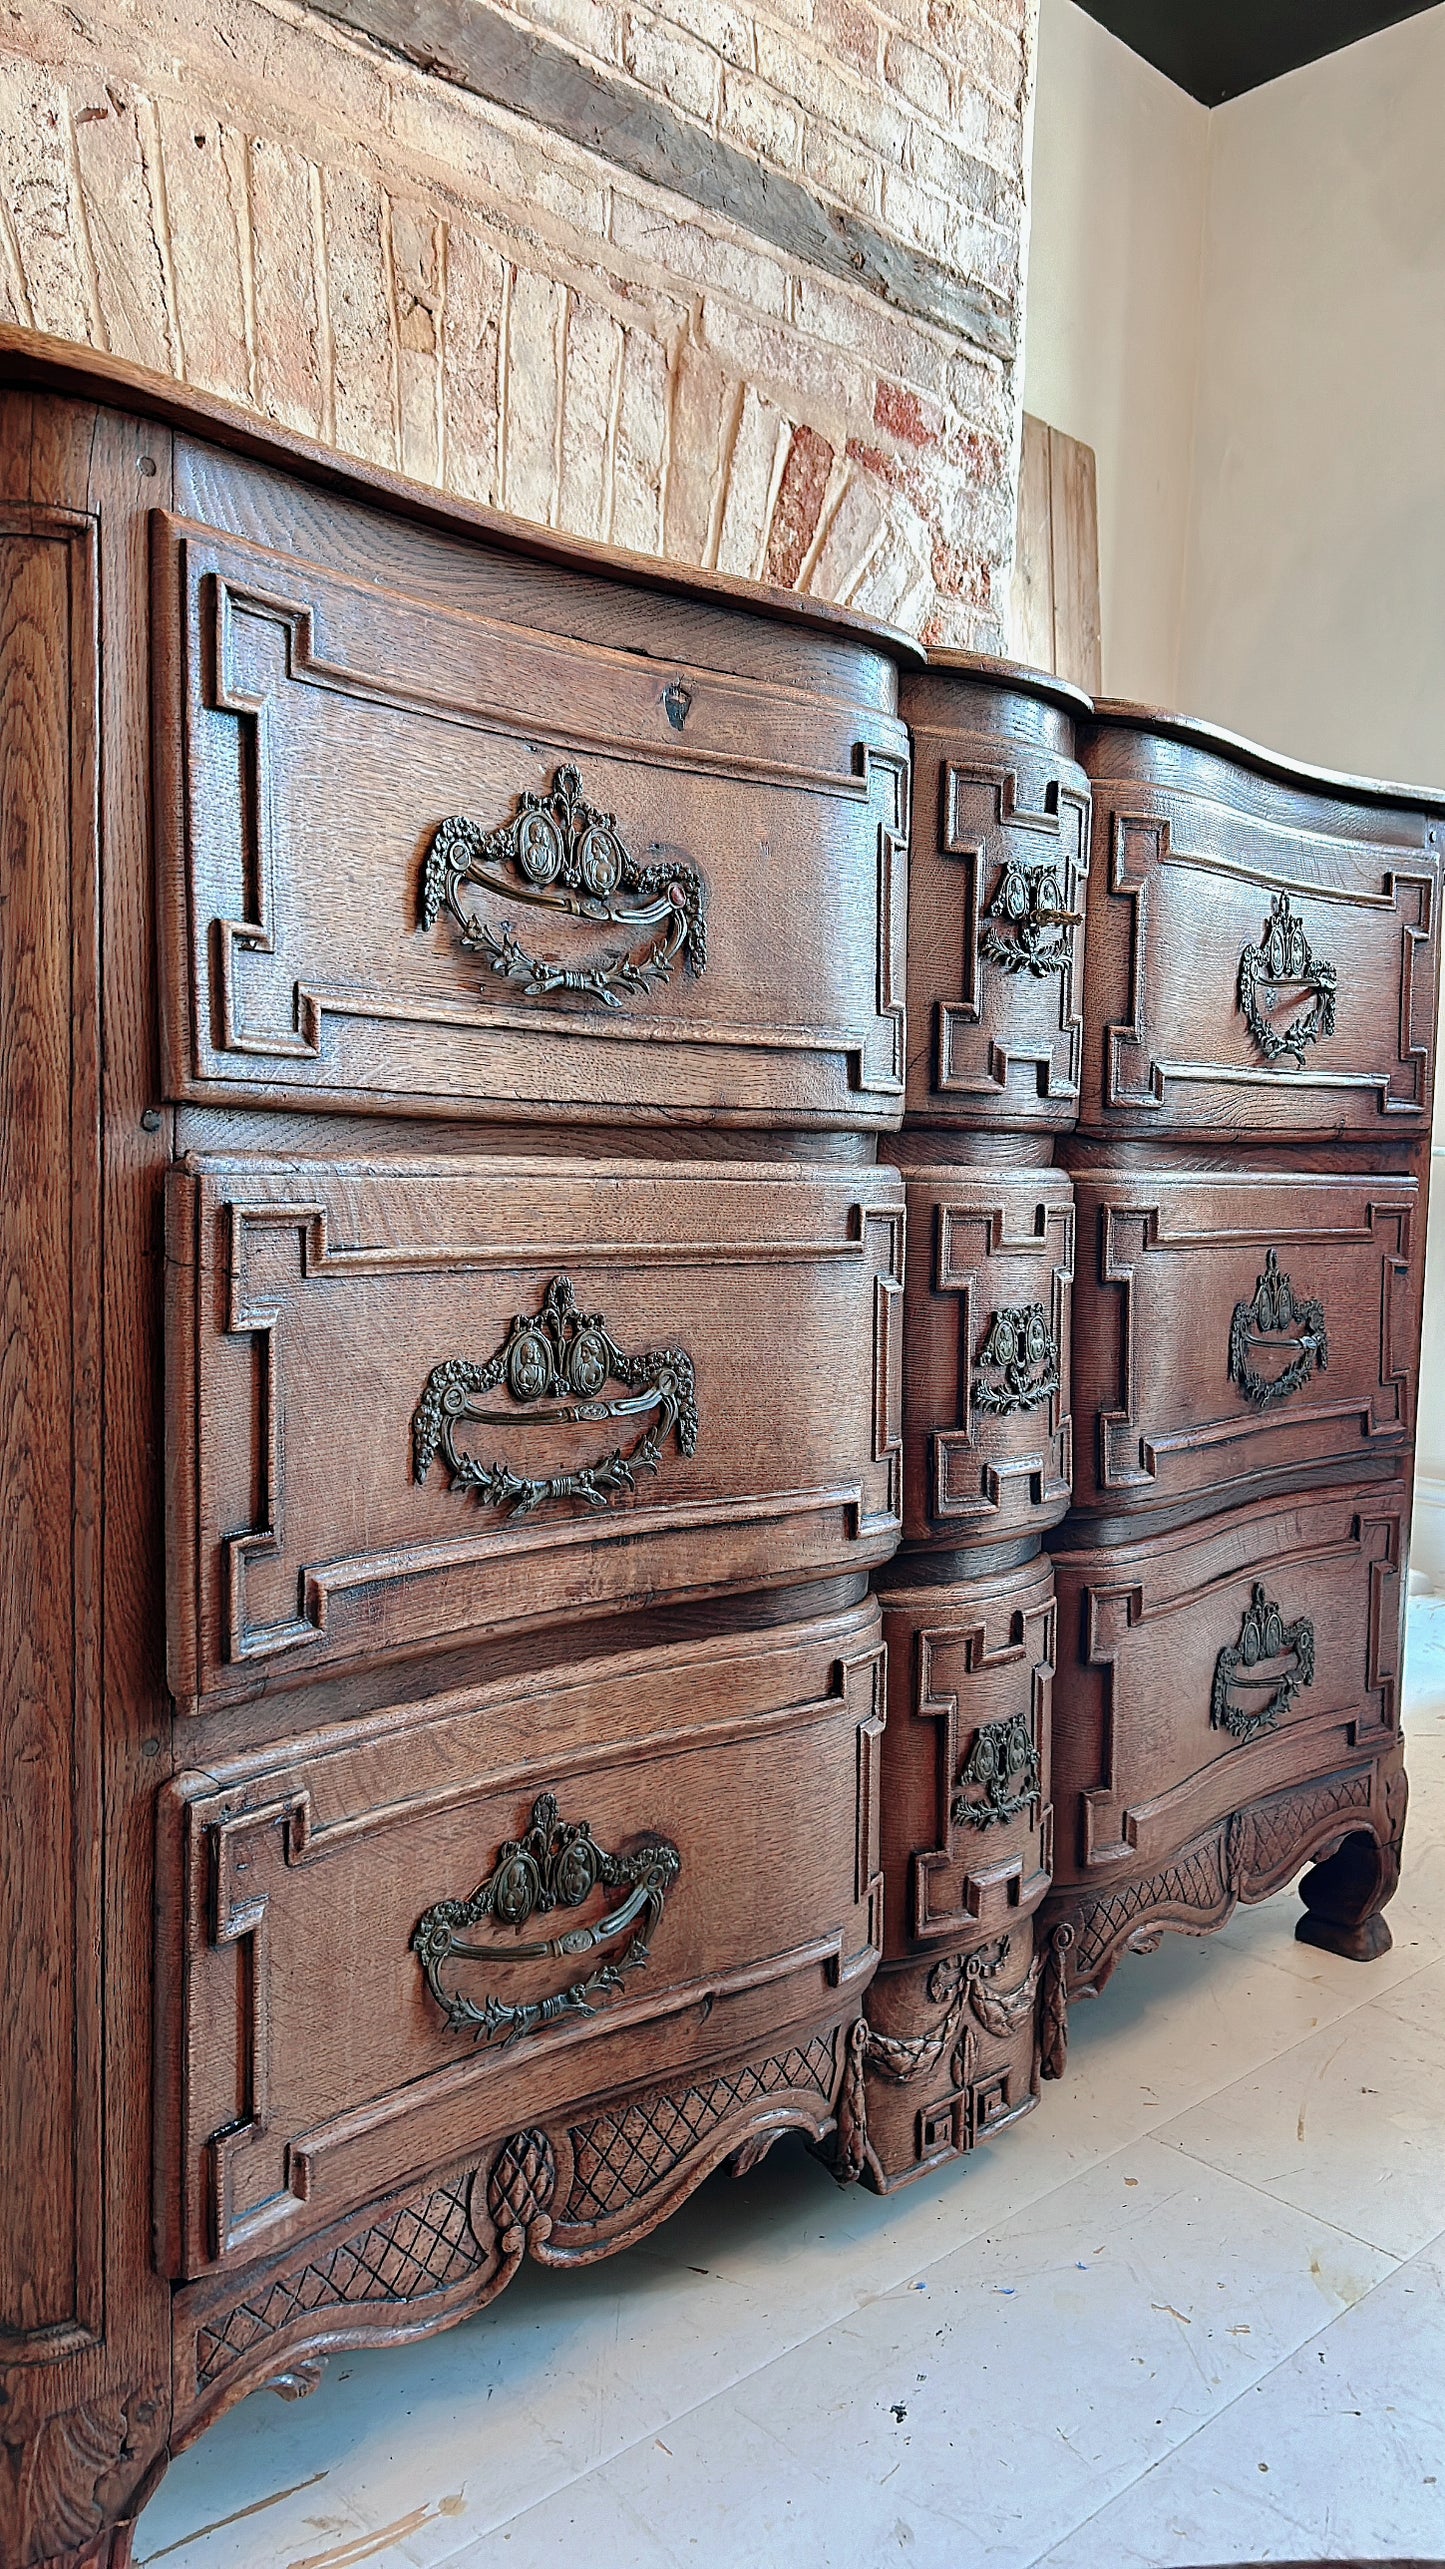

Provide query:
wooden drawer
left=165, top=1154, right=904, bottom=1710
left=900, top=1161, right=1073, bottom=1546
left=875, top=1551, right=1054, bottom=1959
left=154, top=1597, right=884, bottom=2277
left=1068, top=1166, right=1420, bottom=1524
left=1077, top=711, right=1443, bottom=1138
left=900, top=657, right=1092, bottom=1130
left=155, top=516, right=908, bottom=1128
left=1049, top=1481, right=1406, bottom=1887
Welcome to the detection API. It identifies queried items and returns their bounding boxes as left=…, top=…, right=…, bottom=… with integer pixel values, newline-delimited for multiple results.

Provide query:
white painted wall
left=1021, top=0, right=1208, bottom=707
left=1022, top=0, right=1445, bottom=1582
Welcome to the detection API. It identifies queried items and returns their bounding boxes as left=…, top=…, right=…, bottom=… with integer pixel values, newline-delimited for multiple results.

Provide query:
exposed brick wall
left=0, top=0, right=1035, bottom=643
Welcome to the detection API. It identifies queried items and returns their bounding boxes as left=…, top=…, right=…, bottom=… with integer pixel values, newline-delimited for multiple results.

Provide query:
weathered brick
left=440, top=217, right=505, bottom=503
left=611, top=322, right=668, bottom=553
left=248, top=135, right=327, bottom=438
left=622, top=14, right=720, bottom=123
left=657, top=0, right=754, bottom=70
left=663, top=335, right=733, bottom=563
left=322, top=162, right=398, bottom=466
left=763, top=419, right=833, bottom=586
left=518, top=0, right=624, bottom=66
left=504, top=263, right=565, bottom=523
left=558, top=288, right=622, bottom=535
left=883, top=30, right=949, bottom=122
left=610, top=188, right=789, bottom=315
left=0, top=59, right=96, bottom=342
left=71, top=83, right=175, bottom=371
left=801, top=119, right=880, bottom=219
left=154, top=100, right=252, bottom=401
left=812, top=0, right=879, bottom=77
left=718, top=67, right=802, bottom=170
left=391, top=196, right=443, bottom=480
left=715, top=382, right=790, bottom=576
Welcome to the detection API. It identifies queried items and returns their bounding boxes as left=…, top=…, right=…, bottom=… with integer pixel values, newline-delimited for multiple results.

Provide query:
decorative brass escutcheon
left=974, top=1302, right=1061, bottom=1418
left=413, top=1793, right=681, bottom=2046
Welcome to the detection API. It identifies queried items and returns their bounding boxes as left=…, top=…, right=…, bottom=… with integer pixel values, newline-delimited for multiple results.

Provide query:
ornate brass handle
left=412, top=1273, right=699, bottom=1520
left=979, top=855, right=1082, bottom=977
left=1210, top=1583, right=1315, bottom=1744
left=413, top=1793, right=681, bottom=2046
left=1237, top=891, right=1337, bottom=1067
left=1229, top=1249, right=1328, bottom=1410
left=419, top=760, right=706, bottom=1012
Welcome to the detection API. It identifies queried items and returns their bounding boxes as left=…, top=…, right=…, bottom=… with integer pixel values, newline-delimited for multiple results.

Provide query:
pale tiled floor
left=136, top=1598, right=1445, bottom=2569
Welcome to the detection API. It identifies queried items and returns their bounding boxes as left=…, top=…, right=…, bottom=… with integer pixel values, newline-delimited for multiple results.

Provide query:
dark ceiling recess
left=1074, top=1, right=1441, bottom=104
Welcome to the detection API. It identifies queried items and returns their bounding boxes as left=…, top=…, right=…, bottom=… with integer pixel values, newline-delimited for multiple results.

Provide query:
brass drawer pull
left=1211, top=1582, right=1316, bottom=1744
left=420, top=760, right=706, bottom=1011
left=974, top=1302, right=1062, bottom=1417
left=1229, top=1248, right=1329, bottom=1409
left=979, top=853, right=1082, bottom=978
left=413, top=1793, right=681, bottom=2045
left=1238, top=891, right=1337, bottom=1067
left=412, top=1272, right=699, bottom=1520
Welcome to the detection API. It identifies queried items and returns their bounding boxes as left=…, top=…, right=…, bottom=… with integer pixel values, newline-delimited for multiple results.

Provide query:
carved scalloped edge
left=171, top=2023, right=846, bottom=2450
left=1044, top=1760, right=1396, bottom=2019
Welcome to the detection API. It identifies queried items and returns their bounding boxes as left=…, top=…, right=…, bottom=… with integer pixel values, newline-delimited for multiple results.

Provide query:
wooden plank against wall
left=1011, top=413, right=1101, bottom=693
left=1012, top=412, right=1055, bottom=674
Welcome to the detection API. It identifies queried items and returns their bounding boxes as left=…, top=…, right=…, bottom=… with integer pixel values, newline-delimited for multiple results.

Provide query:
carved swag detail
left=412, top=1792, right=681, bottom=2045
left=951, top=1711, right=1041, bottom=1831
left=834, top=1936, right=1039, bottom=2183
left=974, top=1302, right=1061, bottom=1417
left=412, top=1272, right=699, bottom=1520
left=979, top=854, right=1082, bottom=976
left=1211, top=1582, right=1316, bottom=1745
left=420, top=761, right=707, bottom=1011
left=1229, top=1247, right=1329, bottom=1409
left=1237, top=891, right=1337, bottom=1067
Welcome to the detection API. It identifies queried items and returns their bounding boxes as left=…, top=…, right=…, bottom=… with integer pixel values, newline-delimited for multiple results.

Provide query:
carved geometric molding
left=1090, top=1188, right=1412, bottom=1506
left=932, top=754, right=1089, bottom=1104
left=161, top=522, right=913, bottom=1124
left=1094, top=799, right=1437, bottom=1128
left=909, top=1589, right=1055, bottom=1940
left=1071, top=1491, right=1403, bottom=1874
left=926, top=1192, right=1074, bottom=1534
left=166, top=1161, right=905, bottom=1705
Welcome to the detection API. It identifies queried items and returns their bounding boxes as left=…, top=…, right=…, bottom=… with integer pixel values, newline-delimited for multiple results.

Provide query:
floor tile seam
left=1143, top=2126, right=1416, bottom=2261
left=1012, top=2243, right=1422, bottom=2569
left=1136, top=1959, right=1445, bottom=2129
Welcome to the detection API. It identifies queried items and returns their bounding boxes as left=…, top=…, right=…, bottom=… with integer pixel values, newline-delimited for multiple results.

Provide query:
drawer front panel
left=1070, top=1169, right=1419, bottom=1520
left=901, top=1165, right=1073, bottom=1546
left=1077, top=748, right=1441, bottom=1136
left=155, top=1600, right=885, bottom=2277
left=1050, top=1482, right=1406, bottom=1885
left=165, top=1157, right=904, bottom=1707
left=903, top=714, right=1091, bottom=1128
left=156, top=520, right=908, bottom=1126
left=877, top=1553, right=1054, bottom=1958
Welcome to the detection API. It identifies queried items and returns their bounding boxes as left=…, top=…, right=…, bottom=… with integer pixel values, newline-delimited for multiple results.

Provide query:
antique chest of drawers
left=0, top=331, right=911, bottom=2569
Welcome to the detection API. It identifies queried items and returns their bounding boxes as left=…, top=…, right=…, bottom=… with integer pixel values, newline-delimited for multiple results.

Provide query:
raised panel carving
left=876, top=1556, right=1055, bottom=1954
left=165, top=1158, right=905, bottom=1707
left=156, top=1601, right=884, bottom=2276
left=1049, top=1483, right=1406, bottom=1883
left=1070, top=1171, right=1417, bottom=1518
left=0, top=510, right=104, bottom=2363
left=155, top=520, right=910, bottom=1126
left=903, top=736, right=1090, bottom=1122
left=1080, top=782, right=1441, bottom=1135
left=899, top=1168, right=1073, bottom=1545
